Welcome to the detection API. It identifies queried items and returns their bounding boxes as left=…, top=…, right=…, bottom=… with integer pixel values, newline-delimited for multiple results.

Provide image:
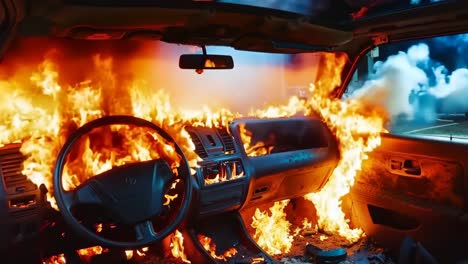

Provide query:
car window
left=345, top=32, right=468, bottom=143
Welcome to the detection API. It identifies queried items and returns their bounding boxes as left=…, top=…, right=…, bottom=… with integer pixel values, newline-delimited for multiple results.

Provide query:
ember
left=43, top=254, right=66, bottom=264
left=77, top=246, right=107, bottom=262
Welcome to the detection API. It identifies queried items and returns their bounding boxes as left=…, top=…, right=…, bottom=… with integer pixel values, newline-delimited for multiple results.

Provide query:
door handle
left=403, top=167, right=421, bottom=175
left=389, top=158, right=421, bottom=176
left=403, top=160, right=421, bottom=176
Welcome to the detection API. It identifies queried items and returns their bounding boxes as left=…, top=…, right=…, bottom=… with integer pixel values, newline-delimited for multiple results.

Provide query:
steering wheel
left=53, top=115, right=193, bottom=248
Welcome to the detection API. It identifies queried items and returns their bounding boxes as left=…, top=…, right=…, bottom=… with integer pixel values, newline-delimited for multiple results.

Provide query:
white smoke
left=352, top=43, right=429, bottom=119
left=430, top=68, right=468, bottom=112
left=351, top=42, right=468, bottom=123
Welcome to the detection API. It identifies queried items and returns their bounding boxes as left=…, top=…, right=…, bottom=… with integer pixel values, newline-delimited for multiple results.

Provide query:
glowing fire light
left=238, top=123, right=270, bottom=157
left=125, top=250, right=134, bottom=260
left=77, top=246, right=106, bottom=258
left=96, top=223, right=103, bottom=233
left=136, top=247, right=149, bottom=257
left=293, top=218, right=313, bottom=237
left=163, top=194, right=179, bottom=205
left=251, top=202, right=313, bottom=255
left=203, top=171, right=245, bottom=185
left=170, top=229, right=191, bottom=263
left=251, top=200, right=293, bottom=255
left=203, top=161, right=245, bottom=185
left=198, top=234, right=238, bottom=260
left=303, top=53, right=387, bottom=243
left=42, top=254, right=66, bottom=264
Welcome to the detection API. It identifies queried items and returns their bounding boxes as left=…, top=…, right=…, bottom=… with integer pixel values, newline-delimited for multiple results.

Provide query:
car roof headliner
left=8, top=0, right=468, bottom=56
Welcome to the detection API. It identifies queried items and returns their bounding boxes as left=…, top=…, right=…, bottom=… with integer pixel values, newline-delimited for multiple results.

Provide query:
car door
left=343, top=33, right=468, bottom=263
left=350, top=135, right=468, bottom=261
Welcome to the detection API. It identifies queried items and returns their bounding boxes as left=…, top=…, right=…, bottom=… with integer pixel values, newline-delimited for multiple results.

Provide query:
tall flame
left=303, top=53, right=387, bottom=242
left=251, top=200, right=293, bottom=255
left=171, top=229, right=191, bottom=263
left=247, top=53, right=387, bottom=249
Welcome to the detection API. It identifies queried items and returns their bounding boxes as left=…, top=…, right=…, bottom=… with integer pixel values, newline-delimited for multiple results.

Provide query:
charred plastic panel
left=230, top=117, right=339, bottom=206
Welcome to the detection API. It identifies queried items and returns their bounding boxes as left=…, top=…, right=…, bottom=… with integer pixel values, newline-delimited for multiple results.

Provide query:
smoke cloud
left=350, top=35, right=468, bottom=125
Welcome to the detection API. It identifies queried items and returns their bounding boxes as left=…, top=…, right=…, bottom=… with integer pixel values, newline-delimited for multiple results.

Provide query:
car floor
left=131, top=232, right=395, bottom=264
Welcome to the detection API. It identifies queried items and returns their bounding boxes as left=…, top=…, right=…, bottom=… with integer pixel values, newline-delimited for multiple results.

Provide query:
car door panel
left=358, top=151, right=464, bottom=208
left=349, top=134, right=468, bottom=261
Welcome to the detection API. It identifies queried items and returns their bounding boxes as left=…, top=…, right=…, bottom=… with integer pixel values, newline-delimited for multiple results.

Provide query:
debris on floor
left=277, top=231, right=396, bottom=264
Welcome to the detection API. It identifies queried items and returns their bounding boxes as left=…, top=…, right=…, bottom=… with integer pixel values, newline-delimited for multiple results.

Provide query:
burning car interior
left=1, top=0, right=468, bottom=263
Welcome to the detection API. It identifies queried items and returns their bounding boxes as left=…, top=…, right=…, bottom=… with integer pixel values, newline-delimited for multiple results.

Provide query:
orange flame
left=303, top=53, right=387, bottom=242
left=170, top=229, right=191, bottom=263
left=251, top=200, right=293, bottom=255
left=197, top=234, right=238, bottom=261
left=250, top=202, right=313, bottom=255
left=238, top=123, right=270, bottom=157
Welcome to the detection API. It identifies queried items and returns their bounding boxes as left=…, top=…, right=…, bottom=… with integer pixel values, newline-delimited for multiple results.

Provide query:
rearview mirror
left=179, top=54, right=234, bottom=70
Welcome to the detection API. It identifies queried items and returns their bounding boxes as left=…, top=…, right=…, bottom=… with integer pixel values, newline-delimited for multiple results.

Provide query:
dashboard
left=186, top=116, right=340, bottom=217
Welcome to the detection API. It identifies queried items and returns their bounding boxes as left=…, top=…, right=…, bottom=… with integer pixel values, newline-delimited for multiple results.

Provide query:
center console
left=186, top=126, right=249, bottom=217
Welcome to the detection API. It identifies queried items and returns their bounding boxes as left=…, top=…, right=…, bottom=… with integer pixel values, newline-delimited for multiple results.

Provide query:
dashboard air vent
left=0, top=146, right=26, bottom=188
left=217, top=128, right=235, bottom=153
left=187, top=131, right=208, bottom=159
